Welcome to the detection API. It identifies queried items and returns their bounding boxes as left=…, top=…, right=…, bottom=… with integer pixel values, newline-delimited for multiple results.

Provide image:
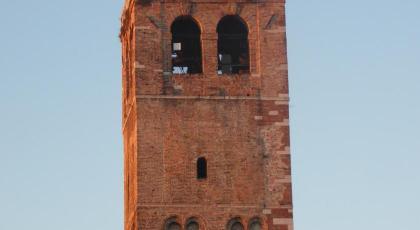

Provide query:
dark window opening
left=249, top=218, right=262, bottom=230
left=197, top=157, right=207, bottom=179
left=171, top=16, right=202, bottom=74
left=217, top=15, right=250, bottom=75
left=227, top=218, right=244, bottom=230
left=186, top=219, right=199, bottom=230
left=165, top=218, right=182, bottom=230
left=167, top=222, right=181, bottom=230
left=231, top=223, right=244, bottom=230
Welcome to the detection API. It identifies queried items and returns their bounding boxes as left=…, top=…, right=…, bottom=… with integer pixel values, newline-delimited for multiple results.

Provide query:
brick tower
left=120, top=1, right=293, bottom=229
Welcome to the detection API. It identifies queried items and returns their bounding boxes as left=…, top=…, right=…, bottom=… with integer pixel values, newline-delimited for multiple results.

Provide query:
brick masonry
left=121, top=0, right=293, bottom=229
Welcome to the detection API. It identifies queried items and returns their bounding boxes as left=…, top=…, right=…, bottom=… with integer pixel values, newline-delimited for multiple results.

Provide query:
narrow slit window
left=171, top=16, right=202, bottom=74
left=197, top=157, right=207, bottom=179
left=217, top=15, right=250, bottom=75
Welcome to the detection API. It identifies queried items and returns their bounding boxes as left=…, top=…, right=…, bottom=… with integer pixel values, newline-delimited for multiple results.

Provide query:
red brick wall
left=121, top=1, right=293, bottom=229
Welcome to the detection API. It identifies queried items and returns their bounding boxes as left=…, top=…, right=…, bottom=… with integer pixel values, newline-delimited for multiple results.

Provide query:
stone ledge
left=137, top=95, right=290, bottom=101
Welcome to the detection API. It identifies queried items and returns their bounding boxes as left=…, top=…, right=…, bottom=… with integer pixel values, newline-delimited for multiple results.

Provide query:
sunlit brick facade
left=121, top=1, right=293, bottom=229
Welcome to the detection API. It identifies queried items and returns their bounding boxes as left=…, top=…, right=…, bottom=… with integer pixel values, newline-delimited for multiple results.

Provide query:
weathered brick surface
left=121, top=0, right=293, bottom=229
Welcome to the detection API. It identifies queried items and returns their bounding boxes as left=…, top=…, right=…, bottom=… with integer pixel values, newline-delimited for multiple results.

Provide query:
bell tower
left=120, top=0, right=293, bottom=229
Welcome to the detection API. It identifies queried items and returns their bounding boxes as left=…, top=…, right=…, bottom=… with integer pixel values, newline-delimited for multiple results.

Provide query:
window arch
left=185, top=218, right=200, bottom=230
left=227, top=217, right=244, bottom=230
left=217, top=15, right=250, bottom=74
left=171, top=16, right=202, bottom=74
left=248, top=217, right=262, bottom=230
left=164, top=217, right=182, bottom=230
left=197, top=157, right=207, bottom=179
left=167, top=222, right=181, bottom=230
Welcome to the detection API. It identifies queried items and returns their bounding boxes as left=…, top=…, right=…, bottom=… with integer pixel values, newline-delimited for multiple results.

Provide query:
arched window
left=171, top=16, right=202, bottom=74
left=227, top=218, right=244, bottom=230
left=186, top=218, right=200, bottom=230
left=197, top=157, right=207, bottom=179
left=217, top=15, right=250, bottom=74
left=248, top=218, right=262, bottom=230
left=167, top=223, right=181, bottom=230
left=165, top=217, right=182, bottom=230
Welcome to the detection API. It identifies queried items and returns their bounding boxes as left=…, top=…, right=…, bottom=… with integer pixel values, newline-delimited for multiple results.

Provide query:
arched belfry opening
left=171, top=16, right=203, bottom=74
left=217, top=15, right=250, bottom=74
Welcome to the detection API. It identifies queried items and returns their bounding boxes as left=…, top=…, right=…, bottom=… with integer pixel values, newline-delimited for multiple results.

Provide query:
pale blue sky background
left=0, top=0, right=419, bottom=229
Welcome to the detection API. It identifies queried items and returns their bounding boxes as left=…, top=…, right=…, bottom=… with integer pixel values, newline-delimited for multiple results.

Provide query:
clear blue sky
left=0, top=0, right=419, bottom=229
